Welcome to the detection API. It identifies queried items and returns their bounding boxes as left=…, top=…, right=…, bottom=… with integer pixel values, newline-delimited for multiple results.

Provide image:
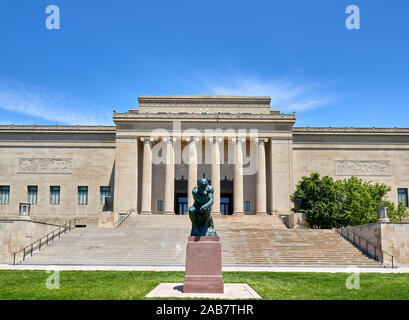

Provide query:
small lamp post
left=377, top=205, right=390, bottom=223
left=19, top=203, right=31, bottom=220
left=294, top=197, right=302, bottom=212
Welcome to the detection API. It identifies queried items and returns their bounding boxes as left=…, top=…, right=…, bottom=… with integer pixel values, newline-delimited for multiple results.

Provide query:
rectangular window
left=78, top=186, right=88, bottom=205
left=244, top=201, right=251, bottom=212
left=27, top=186, right=38, bottom=205
left=157, top=200, right=164, bottom=211
left=398, top=188, right=408, bottom=207
left=50, top=186, right=60, bottom=205
left=0, top=186, right=10, bottom=205
left=100, top=186, right=110, bottom=205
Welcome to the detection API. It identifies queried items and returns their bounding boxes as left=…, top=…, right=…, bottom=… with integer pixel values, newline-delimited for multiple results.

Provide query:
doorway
left=176, top=194, right=188, bottom=215
left=220, top=193, right=233, bottom=215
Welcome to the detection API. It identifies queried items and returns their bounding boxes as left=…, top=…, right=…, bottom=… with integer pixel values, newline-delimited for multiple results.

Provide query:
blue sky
left=0, top=0, right=408, bottom=127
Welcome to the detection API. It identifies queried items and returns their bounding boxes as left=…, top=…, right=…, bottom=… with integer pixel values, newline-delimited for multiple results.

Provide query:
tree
left=389, top=202, right=409, bottom=222
left=291, top=173, right=347, bottom=229
left=291, top=173, right=394, bottom=228
left=341, top=176, right=390, bottom=226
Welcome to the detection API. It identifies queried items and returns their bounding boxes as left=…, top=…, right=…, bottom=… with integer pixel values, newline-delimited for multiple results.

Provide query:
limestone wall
left=0, top=220, right=59, bottom=263
left=343, top=222, right=409, bottom=266
left=293, top=129, right=409, bottom=206
left=379, top=223, right=409, bottom=266
left=0, top=126, right=116, bottom=224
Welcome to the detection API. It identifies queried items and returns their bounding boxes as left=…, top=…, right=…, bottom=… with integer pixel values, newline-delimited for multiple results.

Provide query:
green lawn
left=0, top=270, right=408, bottom=300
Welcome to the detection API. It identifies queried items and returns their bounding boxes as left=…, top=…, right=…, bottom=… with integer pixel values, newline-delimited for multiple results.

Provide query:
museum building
left=0, top=95, right=408, bottom=224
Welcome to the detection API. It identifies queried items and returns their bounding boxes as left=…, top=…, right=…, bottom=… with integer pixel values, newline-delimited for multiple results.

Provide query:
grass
left=0, top=270, right=408, bottom=300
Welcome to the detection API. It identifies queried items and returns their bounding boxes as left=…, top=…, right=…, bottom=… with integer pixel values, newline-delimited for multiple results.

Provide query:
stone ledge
left=146, top=283, right=261, bottom=299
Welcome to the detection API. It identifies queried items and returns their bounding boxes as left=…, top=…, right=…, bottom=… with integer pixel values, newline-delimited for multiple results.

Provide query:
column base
left=233, top=211, right=244, bottom=216
left=163, top=211, right=175, bottom=215
left=139, top=211, right=152, bottom=215
left=256, top=211, right=268, bottom=216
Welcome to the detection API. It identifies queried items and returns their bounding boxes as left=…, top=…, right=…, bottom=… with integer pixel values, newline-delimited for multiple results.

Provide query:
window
left=78, top=186, right=88, bottom=205
left=244, top=201, right=251, bottom=212
left=0, top=186, right=10, bottom=204
left=177, top=197, right=188, bottom=215
left=27, top=186, right=38, bottom=205
left=398, top=188, right=408, bottom=207
left=221, top=197, right=230, bottom=215
left=157, top=200, right=164, bottom=211
left=50, top=186, right=60, bottom=205
left=100, top=186, right=110, bottom=205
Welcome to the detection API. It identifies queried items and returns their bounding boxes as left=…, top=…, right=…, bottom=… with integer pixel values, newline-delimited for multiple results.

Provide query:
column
left=187, top=137, right=198, bottom=209
left=113, top=137, right=138, bottom=214
left=140, top=137, right=152, bottom=214
left=211, top=137, right=221, bottom=215
left=233, top=137, right=244, bottom=215
left=164, top=137, right=175, bottom=214
left=256, top=138, right=267, bottom=215
left=270, top=136, right=293, bottom=214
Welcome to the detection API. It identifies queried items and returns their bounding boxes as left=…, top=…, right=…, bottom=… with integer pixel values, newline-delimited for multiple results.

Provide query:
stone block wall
left=0, top=220, right=59, bottom=263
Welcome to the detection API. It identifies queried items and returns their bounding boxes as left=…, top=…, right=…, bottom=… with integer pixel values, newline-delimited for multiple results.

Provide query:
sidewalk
left=1, top=264, right=408, bottom=273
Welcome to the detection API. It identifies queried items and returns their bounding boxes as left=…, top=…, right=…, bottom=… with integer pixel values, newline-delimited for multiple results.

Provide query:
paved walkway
left=1, top=264, right=408, bottom=273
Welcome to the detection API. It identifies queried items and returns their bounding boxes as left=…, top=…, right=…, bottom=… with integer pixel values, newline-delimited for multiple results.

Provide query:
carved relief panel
left=17, top=158, right=72, bottom=174
left=335, top=160, right=391, bottom=176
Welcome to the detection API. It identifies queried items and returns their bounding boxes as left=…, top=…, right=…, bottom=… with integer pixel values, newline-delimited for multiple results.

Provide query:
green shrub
left=389, top=202, right=409, bottom=222
left=291, top=173, right=393, bottom=228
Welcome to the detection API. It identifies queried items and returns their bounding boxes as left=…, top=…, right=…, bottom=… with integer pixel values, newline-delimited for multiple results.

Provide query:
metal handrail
left=336, top=227, right=394, bottom=268
left=113, top=213, right=130, bottom=228
left=12, top=218, right=79, bottom=265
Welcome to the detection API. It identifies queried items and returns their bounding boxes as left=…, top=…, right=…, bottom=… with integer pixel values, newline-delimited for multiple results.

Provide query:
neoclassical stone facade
left=0, top=95, right=408, bottom=223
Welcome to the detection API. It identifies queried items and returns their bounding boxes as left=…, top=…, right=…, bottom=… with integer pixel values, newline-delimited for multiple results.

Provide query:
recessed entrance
left=176, top=195, right=188, bottom=215
left=221, top=194, right=233, bottom=215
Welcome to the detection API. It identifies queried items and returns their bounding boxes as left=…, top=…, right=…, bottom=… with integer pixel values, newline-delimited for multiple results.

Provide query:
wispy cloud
left=197, top=74, right=336, bottom=112
left=0, top=78, right=112, bottom=125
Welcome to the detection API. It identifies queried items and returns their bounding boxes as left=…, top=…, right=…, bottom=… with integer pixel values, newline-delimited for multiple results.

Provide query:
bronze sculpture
left=189, top=178, right=217, bottom=236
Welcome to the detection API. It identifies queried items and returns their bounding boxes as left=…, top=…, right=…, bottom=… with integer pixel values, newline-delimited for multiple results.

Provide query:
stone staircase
left=18, top=214, right=380, bottom=266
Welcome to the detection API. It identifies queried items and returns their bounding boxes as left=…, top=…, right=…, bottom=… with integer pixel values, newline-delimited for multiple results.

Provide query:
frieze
left=335, top=160, right=391, bottom=176
left=17, top=158, right=72, bottom=174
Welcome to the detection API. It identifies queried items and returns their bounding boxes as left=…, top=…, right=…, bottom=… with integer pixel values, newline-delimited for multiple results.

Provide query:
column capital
left=185, top=136, right=200, bottom=142
left=254, top=137, right=269, bottom=144
left=163, top=137, right=176, bottom=143
left=232, top=137, right=246, bottom=143
left=140, top=137, right=154, bottom=143
left=209, top=137, right=223, bottom=143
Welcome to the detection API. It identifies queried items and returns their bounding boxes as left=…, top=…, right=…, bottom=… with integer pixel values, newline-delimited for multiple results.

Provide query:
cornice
left=138, top=95, right=272, bottom=105
left=0, top=125, right=116, bottom=134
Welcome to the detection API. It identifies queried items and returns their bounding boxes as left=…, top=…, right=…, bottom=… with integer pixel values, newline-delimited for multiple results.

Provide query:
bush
left=291, top=173, right=393, bottom=228
left=340, top=176, right=390, bottom=226
left=291, top=173, right=347, bottom=228
left=389, top=202, right=409, bottom=222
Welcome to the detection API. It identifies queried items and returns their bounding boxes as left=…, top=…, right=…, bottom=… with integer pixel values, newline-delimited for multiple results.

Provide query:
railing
left=13, top=218, right=79, bottom=265
left=113, top=213, right=130, bottom=228
left=336, top=227, right=394, bottom=268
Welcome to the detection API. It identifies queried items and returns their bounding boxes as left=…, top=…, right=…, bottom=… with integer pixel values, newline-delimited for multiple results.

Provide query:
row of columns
left=139, top=137, right=268, bottom=215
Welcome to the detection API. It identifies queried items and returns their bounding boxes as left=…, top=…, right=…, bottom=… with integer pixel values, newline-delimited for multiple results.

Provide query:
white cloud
left=0, top=79, right=113, bottom=125
left=199, top=75, right=336, bottom=112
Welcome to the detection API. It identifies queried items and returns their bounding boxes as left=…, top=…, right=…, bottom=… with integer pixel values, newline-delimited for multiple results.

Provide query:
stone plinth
left=98, top=211, right=117, bottom=228
left=184, top=236, right=224, bottom=294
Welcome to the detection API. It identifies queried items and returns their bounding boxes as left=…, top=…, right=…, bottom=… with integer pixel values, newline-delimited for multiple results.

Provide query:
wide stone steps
left=19, top=214, right=380, bottom=266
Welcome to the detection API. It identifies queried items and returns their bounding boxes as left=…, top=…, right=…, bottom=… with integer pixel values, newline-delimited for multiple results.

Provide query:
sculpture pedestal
left=184, top=236, right=224, bottom=294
